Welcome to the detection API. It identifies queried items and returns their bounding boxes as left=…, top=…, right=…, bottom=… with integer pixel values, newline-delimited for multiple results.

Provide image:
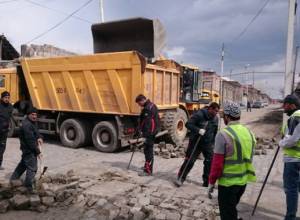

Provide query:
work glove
left=199, top=129, right=206, bottom=136
left=279, top=134, right=291, bottom=148
left=38, top=138, right=43, bottom=146
left=208, top=184, right=215, bottom=199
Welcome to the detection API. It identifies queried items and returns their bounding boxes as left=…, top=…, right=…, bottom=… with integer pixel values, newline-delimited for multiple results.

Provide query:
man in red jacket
left=208, top=102, right=256, bottom=220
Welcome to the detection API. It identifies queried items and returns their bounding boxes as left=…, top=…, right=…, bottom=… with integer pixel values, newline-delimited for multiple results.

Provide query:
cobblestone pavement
left=0, top=106, right=297, bottom=219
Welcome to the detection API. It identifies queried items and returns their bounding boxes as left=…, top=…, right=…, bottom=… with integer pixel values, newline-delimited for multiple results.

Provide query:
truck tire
left=92, top=121, right=119, bottom=153
left=59, top=119, right=87, bottom=148
left=161, top=109, right=188, bottom=147
left=7, top=118, right=16, bottom=137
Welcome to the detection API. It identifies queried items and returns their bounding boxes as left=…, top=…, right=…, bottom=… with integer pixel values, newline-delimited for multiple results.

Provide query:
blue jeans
left=283, top=162, right=300, bottom=220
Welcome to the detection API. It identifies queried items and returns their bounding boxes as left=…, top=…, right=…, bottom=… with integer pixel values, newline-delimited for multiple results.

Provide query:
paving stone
left=11, top=194, right=30, bottom=210
left=30, top=195, right=41, bottom=207
left=0, top=200, right=10, bottom=213
left=41, top=196, right=55, bottom=206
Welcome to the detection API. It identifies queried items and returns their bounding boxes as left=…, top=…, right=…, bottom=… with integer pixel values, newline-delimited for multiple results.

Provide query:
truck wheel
left=161, top=109, right=188, bottom=146
left=7, top=118, right=16, bottom=137
left=92, top=121, right=119, bottom=153
left=59, top=119, right=87, bottom=148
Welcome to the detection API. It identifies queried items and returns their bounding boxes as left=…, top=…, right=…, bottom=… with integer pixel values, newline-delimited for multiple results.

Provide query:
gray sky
left=1, top=0, right=299, bottom=98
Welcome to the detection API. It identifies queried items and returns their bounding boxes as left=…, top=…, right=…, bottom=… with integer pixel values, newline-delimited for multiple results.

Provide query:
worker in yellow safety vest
left=279, top=95, right=300, bottom=220
left=208, top=102, right=256, bottom=220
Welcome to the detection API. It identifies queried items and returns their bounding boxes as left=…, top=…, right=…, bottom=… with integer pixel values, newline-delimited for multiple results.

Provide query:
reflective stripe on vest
left=218, top=124, right=256, bottom=187
left=283, top=110, right=300, bottom=158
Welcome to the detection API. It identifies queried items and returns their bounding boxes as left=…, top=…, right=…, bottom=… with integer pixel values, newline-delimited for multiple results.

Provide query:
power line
left=0, top=0, right=19, bottom=4
left=230, top=0, right=272, bottom=43
left=25, top=0, right=94, bottom=44
left=223, top=71, right=284, bottom=77
left=25, top=0, right=93, bottom=24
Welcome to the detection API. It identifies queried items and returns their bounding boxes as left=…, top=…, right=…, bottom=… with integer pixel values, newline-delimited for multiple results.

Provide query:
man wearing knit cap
left=279, top=94, right=300, bottom=220
left=10, top=107, right=43, bottom=193
left=0, top=91, right=13, bottom=170
left=208, top=102, right=256, bottom=220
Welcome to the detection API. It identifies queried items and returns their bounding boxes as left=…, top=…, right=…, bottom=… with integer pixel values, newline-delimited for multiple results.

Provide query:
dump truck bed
left=20, top=51, right=180, bottom=115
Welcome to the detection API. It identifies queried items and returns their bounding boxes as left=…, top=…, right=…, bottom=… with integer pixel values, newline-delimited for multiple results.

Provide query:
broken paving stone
left=86, top=197, right=98, bottom=207
left=0, top=187, right=13, bottom=199
left=10, top=179, right=23, bottom=188
left=150, top=197, right=161, bottom=206
left=34, top=205, right=47, bottom=213
left=131, top=210, right=146, bottom=220
left=30, top=195, right=41, bottom=207
left=159, top=202, right=178, bottom=210
left=254, top=150, right=262, bottom=155
left=95, top=198, right=108, bottom=208
left=0, top=200, right=10, bottom=213
left=137, top=195, right=150, bottom=206
left=193, top=211, right=205, bottom=218
left=171, top=153, right=177, bottom=158
left=154, top=213, right=167, bottom=220
left=66, top=169, right=75, bottom=177
left=41, top=196, right=55, bottom=207
left=128, top=198, right=138, bottom=207
left=84, top=209, right=98, bottom=218
left=182, top=209, right=193, bottom=217
left=166, top=211, right=181, bottom=220
left=11, top=194, right=30, bottom=210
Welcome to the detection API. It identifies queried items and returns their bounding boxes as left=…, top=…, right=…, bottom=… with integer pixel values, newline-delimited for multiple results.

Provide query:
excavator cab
left=91, top=17, right=166, bottom=59
left=180, top=64, right=202, bottom=103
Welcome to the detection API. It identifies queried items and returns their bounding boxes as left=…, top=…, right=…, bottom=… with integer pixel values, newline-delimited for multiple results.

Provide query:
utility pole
left=284, top=0, right=297, bottom=122
left=292, top=46, right=299, bottom=91
left=100, top=0, right=104, bottom=22
left=284, top=0, right=297, bottom=97
left=220, top=43, right=225, bottom=106
left=245, top=64, right=250, bottom=103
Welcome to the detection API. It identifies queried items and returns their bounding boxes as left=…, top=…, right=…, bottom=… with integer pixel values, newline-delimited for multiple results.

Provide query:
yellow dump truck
left=0, top=50, right=190, bottom=152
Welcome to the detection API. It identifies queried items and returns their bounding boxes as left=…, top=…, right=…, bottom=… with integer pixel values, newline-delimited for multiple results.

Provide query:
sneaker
left=0, top=166, right=4, bottom=170
left=174, top=179, right=183, bottom=187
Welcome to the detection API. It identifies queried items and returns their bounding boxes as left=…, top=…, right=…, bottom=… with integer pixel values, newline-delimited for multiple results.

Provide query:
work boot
left=174, top=179, right=183, bottom=187
left=138, top=162, right=152, bottom=176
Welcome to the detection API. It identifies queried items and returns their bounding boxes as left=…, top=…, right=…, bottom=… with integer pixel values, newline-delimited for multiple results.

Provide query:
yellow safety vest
left=218, top=124, right=257, bottom=187
left=282, top=110, right=300, bottom=159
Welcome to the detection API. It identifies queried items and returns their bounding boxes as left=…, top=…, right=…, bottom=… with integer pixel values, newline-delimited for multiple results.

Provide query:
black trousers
left=218, top=184, right=247, bottom=220
left=178, top=138, right=213, bottom=183
left=0, top=133, right=8, bottom=167
left=11, top=153, right=38, bottom=190
left=144, top=135, right=154, bottom=173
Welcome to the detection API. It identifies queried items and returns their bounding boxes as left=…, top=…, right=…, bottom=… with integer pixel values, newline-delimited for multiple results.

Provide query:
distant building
left=202, top=71, right=221, bottom=94
left=222, top=79, right=243, bottom=104
left=21, top=44, right=77, bottom=57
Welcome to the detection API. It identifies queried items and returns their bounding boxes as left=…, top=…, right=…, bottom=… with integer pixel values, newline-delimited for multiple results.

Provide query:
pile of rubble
left=0, top=170, right=84, bottom=213
left=149, top=136, right=278, bottom=159
left=0, top=169, right=219, bottom=220
left=254, top=137, right=278, bottom=155
left=153, top=142, right=186, bottom=159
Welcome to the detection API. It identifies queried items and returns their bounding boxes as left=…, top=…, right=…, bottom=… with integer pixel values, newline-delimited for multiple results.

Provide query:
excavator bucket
left=91, top=18, right=166, bottom=59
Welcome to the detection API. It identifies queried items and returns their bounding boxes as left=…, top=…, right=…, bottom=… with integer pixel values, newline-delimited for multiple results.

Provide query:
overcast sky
left=1, top=0, right=299, bottom=98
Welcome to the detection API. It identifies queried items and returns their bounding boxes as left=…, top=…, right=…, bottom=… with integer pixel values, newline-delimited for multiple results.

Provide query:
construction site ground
left=0, top=105, right=295, bottom=220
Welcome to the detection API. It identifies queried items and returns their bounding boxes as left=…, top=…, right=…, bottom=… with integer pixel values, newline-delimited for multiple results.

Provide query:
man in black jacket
left=10, top=107, right=43, bottom=192
left=175, top=102, right=219, bottom=187
left=0, top=91, right=13, bottom=170
left=135, top=94, right=160, bottom=176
